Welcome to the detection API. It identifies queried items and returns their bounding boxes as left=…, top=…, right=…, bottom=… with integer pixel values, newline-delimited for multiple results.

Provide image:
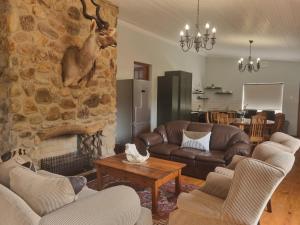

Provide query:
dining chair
left=209, top=111, right=219, bottom=123
left=245, top=109, right=257, bottom=118
left=227, top=111, right=236, bottom=123
left=271, top=113, right=285, bottom=134
left=262, top=110, right=275, bottom=120
left=256, top=111, right=267, bottom=119
left=249, top=115, right=267, bottom=144
left=263, top=113, right=285, bottom=141
left=216, top=113, right=229, bottom=125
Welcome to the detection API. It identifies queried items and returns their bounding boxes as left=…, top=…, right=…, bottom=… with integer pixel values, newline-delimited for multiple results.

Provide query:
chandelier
left=179, top=0, right=216, bottom=52
left=238, top=40, right=261, bottom=72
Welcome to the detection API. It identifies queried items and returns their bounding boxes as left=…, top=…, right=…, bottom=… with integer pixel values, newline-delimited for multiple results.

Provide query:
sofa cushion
left=149, top=143, right=179, bottom=156
left=181, top=131, right=211, bottom=151
left=39, top=186, right=142, bottom=225
left=154, top=125, right=168, bottom=143
left=171, top=148, right=205, bottom=160
left=195, top=151, right=226, bottom=164
left=165, top=120, right=190, bottom=145
left=187, top=122, right=213, bottom=132
left=37, top=170, right=87, bottom=195
left=210, top=124, right=241, bottom=151
left=0, top=184, right=41, bottom=225
left=10, top=166, right=77, bottom=216
left=171, top=148, right=225, bottom=164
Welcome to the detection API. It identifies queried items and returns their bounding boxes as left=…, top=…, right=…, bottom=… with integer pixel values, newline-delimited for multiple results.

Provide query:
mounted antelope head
left=62, top=0, right=117, bottom=87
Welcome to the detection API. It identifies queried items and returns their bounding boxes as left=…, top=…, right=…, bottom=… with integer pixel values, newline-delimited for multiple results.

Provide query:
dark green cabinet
left=157, top=71, right=192, bottom=126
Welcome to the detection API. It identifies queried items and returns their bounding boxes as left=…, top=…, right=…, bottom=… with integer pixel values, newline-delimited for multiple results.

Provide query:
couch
left=135, top=120, right=251, bottom=179
left=168, top=141, right=295, bottom=225
left=0, top=179, right=152, bottom=225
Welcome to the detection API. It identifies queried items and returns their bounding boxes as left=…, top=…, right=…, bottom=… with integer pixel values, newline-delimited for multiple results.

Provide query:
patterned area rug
left=88, top=177, right=200, bottom=225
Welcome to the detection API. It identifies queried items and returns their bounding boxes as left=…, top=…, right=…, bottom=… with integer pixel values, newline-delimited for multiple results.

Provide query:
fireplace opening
left=36, top=133, right=103, bottom=177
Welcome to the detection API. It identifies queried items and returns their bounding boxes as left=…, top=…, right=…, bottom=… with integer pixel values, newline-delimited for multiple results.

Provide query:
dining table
left=230, top=118, right=275, bottom=131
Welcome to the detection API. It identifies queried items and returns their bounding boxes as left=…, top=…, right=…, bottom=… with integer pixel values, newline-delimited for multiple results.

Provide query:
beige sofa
left=168, top=139, right=296, bottom=225
left=0, top=180, right=152, bottom=225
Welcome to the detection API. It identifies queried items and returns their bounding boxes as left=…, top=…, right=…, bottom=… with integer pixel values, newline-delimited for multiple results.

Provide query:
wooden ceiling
left=110, top=0, right=300, bottom=61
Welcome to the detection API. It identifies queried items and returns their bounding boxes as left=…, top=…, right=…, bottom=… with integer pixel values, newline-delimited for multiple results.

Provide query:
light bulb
left=180, top=31, right=184, bottom=36
left=185, top=24, right=190, bottom=30
left=205, top=23, right=210, bottom=29
left=197, top=32, right=201, bottom=37
left=241, top=58, right=244, bottom=62
left=250, top=61, right=254, bottom=65
left=257, top=58, right=261, bottom=62
left=212, top=27, right=216, bottom=33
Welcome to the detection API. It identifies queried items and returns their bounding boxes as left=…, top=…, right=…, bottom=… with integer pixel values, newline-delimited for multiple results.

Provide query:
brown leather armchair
left=135, top=120, right=251, bottom=179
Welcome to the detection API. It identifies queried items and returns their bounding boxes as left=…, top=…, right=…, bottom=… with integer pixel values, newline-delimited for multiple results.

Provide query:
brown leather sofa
left=134, top=120, right=251, bottom=179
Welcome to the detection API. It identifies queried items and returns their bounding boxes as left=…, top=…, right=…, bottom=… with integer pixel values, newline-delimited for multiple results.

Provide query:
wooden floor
left=181, top=151, right=300, bottom=225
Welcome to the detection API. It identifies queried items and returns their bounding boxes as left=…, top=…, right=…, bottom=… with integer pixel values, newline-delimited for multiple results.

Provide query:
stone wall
left=0, top=0, right=118, bottom=158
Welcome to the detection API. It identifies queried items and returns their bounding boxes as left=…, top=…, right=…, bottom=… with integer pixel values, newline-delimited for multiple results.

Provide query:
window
left=134, top=62, right=150, bottom=80
left=242, top=83, right=284, bottom=111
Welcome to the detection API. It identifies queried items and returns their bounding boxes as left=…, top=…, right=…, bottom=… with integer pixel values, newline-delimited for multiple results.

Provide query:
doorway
left=134, top=62, right=150, bottom=80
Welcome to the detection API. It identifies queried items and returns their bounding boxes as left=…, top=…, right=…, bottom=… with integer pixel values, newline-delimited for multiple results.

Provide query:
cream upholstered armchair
left=168, top=143, right=295, bottom=225
left=212, top=132, right=300, bottom=212
left=215, top=132, right=300, bottom=178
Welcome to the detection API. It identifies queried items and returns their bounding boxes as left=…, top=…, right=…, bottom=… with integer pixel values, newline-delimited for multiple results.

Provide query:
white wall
left=204, top=56, right=300, bottom=135
left=117, top=20, right=206, bottom=129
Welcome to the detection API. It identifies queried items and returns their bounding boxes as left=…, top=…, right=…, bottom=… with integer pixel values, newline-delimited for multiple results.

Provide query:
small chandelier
left=179, top=0, right=216, bottom=52
left=238, top=40, right=261, bottom=72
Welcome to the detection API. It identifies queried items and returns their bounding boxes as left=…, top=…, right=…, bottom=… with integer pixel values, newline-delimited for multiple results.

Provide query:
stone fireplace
left=0, top=0, right=118, bottom=167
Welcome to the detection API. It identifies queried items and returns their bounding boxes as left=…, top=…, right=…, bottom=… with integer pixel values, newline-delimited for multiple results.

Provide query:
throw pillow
left=0, top=149, right=36, bottom=187
left=37, top=170, right=87, bottom=195
left=181, top=130, right=211, bottom=151
left=10, top=166, right=77, bottom=216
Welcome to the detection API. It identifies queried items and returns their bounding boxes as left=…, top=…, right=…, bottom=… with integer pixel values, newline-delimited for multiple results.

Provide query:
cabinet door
left=157, top=76, right=173, bottom=126
left=171, top=75, right=180, bottom=121
left=179, top=73, right=192, bottom=120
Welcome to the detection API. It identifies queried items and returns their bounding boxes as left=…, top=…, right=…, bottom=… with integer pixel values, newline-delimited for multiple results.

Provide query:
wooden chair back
left=217, top=113, right=229, bottom=125
left=256, top=111, right=267, bottom=119
left=249, top=115, right=267, bottom=144
left=209, top=111, right=219, bottom=123
left=227, top=111, right=237, bottom=124
left=272, top=113, right=285, bottom=133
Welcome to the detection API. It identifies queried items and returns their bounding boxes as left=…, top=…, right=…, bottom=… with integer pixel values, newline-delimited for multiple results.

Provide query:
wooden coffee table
left=94, top=154, right=186, bottom=214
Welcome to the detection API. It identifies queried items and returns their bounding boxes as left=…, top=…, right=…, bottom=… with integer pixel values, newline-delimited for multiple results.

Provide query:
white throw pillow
left=181, top=130, right=211, bottom=151
left=10, top=166, right=77, bottom=216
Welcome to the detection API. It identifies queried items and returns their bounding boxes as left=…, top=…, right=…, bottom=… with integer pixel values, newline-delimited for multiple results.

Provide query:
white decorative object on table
left=124, top=144, right=149, bottom=164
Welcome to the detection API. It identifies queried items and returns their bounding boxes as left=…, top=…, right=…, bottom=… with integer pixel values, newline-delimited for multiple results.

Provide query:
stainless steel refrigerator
left=116, top=79, right=151, bottom=144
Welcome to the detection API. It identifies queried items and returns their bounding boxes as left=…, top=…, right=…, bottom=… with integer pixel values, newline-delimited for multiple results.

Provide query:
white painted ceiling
left=109, top=0, right=300, bottom=61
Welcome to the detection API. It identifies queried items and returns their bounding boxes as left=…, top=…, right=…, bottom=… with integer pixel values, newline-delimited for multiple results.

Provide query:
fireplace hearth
left=41, top=151, right=92, bottom=176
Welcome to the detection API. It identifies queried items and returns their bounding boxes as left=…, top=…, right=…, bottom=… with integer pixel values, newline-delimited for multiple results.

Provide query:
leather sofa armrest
left=138, top=132, right=163, bottom=147
left=224, top=142, right=251, bottom=164
left=225, top=155, right=247, bottom=170
left=199, top=172, right=232, bottom=199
